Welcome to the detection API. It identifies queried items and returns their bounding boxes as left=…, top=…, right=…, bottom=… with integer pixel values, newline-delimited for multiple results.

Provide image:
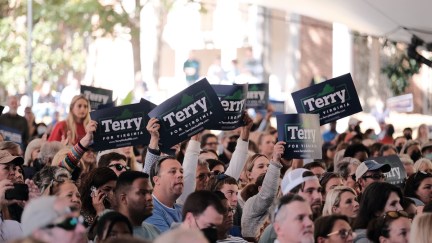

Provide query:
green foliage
left=121, top=90, right=134, bottom=105
left=0, top=0, right=128, bottom=93
left=381, top=42, right=421, bottom=96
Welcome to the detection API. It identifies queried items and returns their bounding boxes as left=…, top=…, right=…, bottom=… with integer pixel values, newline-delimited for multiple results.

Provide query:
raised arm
left=143, top=118, right=161, bottom=174
left=225, top=112, right=253, bottom=180
left=177, top=133, right=201, bottom=205
left=58, top=120, right=97, bottom=173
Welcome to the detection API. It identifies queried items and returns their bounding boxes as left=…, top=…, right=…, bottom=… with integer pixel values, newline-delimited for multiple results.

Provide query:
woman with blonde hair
left=409, top=213, right=432, bottom=243
left=48, top=94, right=90, bottom=144
left=322, top=186, right=359, bottom=219
left=413, top=158, right=432, bottom=173
left=415, top=123, right=430, bottom=145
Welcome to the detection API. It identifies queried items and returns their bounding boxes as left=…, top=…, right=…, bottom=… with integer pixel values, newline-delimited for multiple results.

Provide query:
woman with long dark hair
left=353, top=182, right=403, bottom=242
left=79, top=167, right=118, bottom=227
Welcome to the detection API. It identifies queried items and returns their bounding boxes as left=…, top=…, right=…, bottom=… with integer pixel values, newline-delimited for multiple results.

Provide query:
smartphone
left=90, top=186, right=97, bottom=197
left=5, top=183, right=29, bottom=201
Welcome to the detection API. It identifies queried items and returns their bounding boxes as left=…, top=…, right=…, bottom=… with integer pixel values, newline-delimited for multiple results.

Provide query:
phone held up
left=5, top=183, right=29, bottom=201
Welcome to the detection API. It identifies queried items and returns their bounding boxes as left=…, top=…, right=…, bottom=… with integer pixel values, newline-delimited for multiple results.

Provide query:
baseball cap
left=0, top=150, right=24, bottom=165
left=281, top=168, right=318, bottom=195
left=21, top=196, right=74, bottom=236
left=421, top=142, right=432, bottom=153
left=355, top=160, right=391, bottom=181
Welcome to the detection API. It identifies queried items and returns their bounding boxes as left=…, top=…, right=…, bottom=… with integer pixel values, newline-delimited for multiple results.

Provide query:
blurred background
left=1, top=0, right=432, bottom=135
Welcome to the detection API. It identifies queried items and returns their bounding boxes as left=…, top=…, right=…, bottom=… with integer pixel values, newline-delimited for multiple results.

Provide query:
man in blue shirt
left=145, top=156, right=184, bottom=232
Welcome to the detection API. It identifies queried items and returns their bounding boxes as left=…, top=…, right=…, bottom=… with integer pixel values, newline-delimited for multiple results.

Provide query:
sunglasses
left=108, top=164, right=130, bottom=171
left=383, top=210, right=409, bottom=219
left=45, top=216, right=83, bottom=231
left=212, top=170, right=223, bottom=176
left=362, top=173, right=385, bottom=180
left=327, top=229, right=355, bottom=239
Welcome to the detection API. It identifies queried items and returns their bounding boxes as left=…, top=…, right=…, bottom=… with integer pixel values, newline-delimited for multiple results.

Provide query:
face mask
left=410, top=151, right=422, bottom=162
left=201, top=227, right=218, bottom=243
left=37, top=126, right=47, bottom=136
left=404, top=134, right=412, bottom=140
left=32, top=158, right=44, bottom=172
left=396, top=146, right=403, bottom=153
left=226, top=141, right=237, bottom=153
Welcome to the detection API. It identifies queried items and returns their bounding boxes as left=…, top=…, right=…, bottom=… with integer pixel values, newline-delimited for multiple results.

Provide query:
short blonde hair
left=410, top=213, right=432, bottom=243
left=322, top=186, right=357, bottom=216
left=413, top=158, right=432, bottom=173
left=51, top=147, right=73, bottom=167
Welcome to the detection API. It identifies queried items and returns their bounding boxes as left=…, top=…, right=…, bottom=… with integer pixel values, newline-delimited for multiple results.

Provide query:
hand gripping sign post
left=148, top=78, right=224, bottom=150
left=291, top=73, right=362, bottom=125
left=90, top=99, right=156, bottom=151
left=81, top=85, right=113, bottom=111
left=276, top=114, right=322, bottom=159
left=208, top=84, right=248, bottom=130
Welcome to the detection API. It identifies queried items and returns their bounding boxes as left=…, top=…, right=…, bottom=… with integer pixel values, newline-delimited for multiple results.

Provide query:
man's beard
left=311, top=202, right=323, bottom=220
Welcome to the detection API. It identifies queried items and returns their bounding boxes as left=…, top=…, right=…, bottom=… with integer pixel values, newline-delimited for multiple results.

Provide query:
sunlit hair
left=322, top=186, right=357, bottom=216
left=415, top=123, right=429, bottom=141
left=413, top=158, right=432, bottom=173
left=33, top=166, right=72, bottom=194
left=67, top=94, right=90, bottom=143
left=242, top=153, right=268, bottom=183
left=0, top=141, right=21, bottom=156
left=52, top=147, right=73, bottom=166
left=410, top=213, right=432, bottom=243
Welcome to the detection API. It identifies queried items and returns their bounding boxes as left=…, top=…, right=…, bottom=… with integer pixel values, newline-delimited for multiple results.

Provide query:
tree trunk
left=153, top=5, right=166, bottom=87
left=131, top=29, right=141, bottom=79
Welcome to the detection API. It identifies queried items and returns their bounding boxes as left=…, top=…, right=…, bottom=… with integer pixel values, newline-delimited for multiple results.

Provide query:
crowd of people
left=0, top=93, right=431, bottom=243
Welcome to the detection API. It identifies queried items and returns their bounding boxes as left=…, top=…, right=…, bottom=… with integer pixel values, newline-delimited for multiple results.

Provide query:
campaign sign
left=276, top=114, right=322, bottom=159
left=370, top=155, right=407, bottom=188
left=291, top=73, right=362, bottom=125
left=90, top=100, right=156, bottom=151
left=81, top=85, right=113, bottom=111
left=386, top=93, right=413, bottom=112
left=0, top=125, right=23, bottom=147
left=208, top=84, right=248, bottom=130
left=246, top=83, right=268, bottom=109
left=149, top=78, right=224, bottom=149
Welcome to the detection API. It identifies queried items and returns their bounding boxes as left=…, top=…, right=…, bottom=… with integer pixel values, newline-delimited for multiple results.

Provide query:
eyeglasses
left=108, top=164, right=130, bottom=171
left=45, top=216, right=83, bottom=231
left=196, top=173, right=212, bottom=181
left=362, top=173, right=385, bottom=180
left=212, top=170, right=223, bottom=176
left=383, top=210, right=409, bottom=219
left=327, top=229, right=355, bottom=239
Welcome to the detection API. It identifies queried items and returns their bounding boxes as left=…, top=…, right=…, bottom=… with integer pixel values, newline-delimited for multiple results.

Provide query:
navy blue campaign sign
left=246, top=83, right=269, bottom=109
left=370, top=155, right=407, bottom=188
left=291, top=73, right=362, bottom=125
left=0, top=125, right=23, bottom=147
left=208, top=84, right=248, bottom=130
left=81, top=85, right=113, bottom=111
left=90, top=100, right=156, bottom=151
left=149, top=78, right=224, bottom=149
left=276, top=114, right=322, bottom=159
